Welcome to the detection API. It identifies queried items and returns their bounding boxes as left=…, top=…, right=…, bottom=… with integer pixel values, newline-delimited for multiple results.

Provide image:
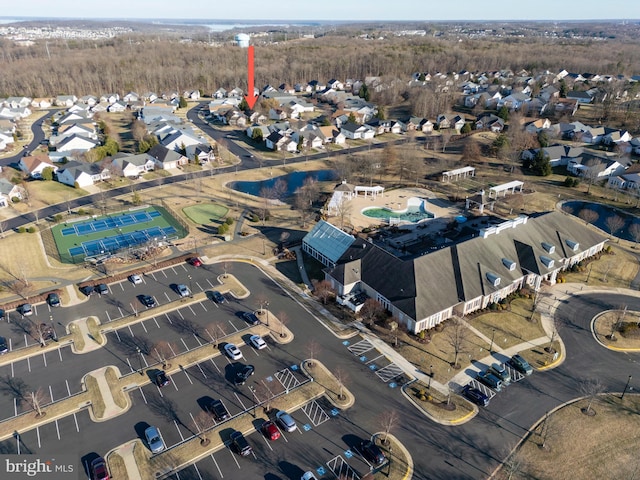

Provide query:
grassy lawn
left=496, top=395, right=640, bottom=480
left=28, top=180, right=89, bottom=207
left=562, top=245, right=638, bottom=288
left=593, top=310, right=640, bottom=349
left=182, top=203, right=229, bottom=225
left=405, top=381, right=475, bottom=422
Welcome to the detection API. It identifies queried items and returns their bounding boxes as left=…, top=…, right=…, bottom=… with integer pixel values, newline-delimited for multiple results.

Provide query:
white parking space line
left=142, top=356, right=149, bottom=368
left=42, top=352, right=47, bottom=367
left=73, top=413, right=79, bottom=432
left=206, top=279, right=215, bottom=288
left=177, top=309, right=185, bottom=320
left=153, top=318, right=161, bottom=329
left=170, top=267, right=178, bottom=275
left=55, top=420, right=61, bottom=440
left=182, top=370, right=193, bottom=385
left=141, top=321, right=148, bottom=333
left=139, top=387, right=148, bottom=404
left=118, top=307, right=125, bottom=318
left=16, top=435, right=20, bottom=455
left=126, top=358, right=134, bottom=374
left=57, top=348, right=63, bottom=362
left=164, top=292, right=172, bottom=302
left=193, top=334, right=203, bottom=347
left=261, top=435, right=274, bottom=451
left=65, top=380, right=71, bottom=397
left=33, top=305, right=38, bottom=316
left=119, top=283, right=125, bottom=291
left=165, top=313, right=173, bottom=325
left=27, top=357, right=31, bottom=373
left=195, top=282, right=204, bottom=292
left=200, top=303, right=208, bottom=312
left=161, top=270, right=168, bottom=278
left=106, top=311, right=112, bottom=322
left=209, top=454, right=223, bottom=478
left=168, top=344, right=178, bottom=357
left=14, top=398, right=17, bottom=417
left=36, top=427, right=41, bottom=448
left=209, top=359, right=221, bottom=373
left=196, top=364, right=207, bottom=378
left=172, top=378, right=180, bottom=390
left=9, top=340, right=12, bottom=358
left=229, top=447, right=241, bottom=468
left=179, top=264, right=188, bottom=272
left=366, top=354, right=385, bottom=365
left=180, top=338, right=189, bottom=351
left=156, top=386, right=164, bottom=398
left=174, top=420, right=185, bottom=441
left=24, top=334, right=28, bottom=348
left=49, top=385, right=54, bottom=403
left=227, top=320, right=238, bottom=332
left=114, top=329, right=122, bottom=342
left=192, top=463, right=204, bottom=480
left=234, top=392, right=247, bottom=411
left=188, top=305, right=196, bottom=315
left=127, top=325, right=135, bottom=337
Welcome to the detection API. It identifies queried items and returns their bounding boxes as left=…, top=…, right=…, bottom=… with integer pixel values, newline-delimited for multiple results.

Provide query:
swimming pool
left=362, top=198, right=435, bottom=224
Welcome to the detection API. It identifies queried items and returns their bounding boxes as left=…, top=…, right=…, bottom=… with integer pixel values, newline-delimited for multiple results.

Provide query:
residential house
left=608, top=171, right=640, bottom=192
left=341, top=122, right=374, bottom=140
left=246, top=124, right=270, bottom=140
left=212, top=88, right=227, bottom=99
left=475, top=113, right=505, bottom=132
left=524, top=118, right=552, bottom=134
left=521, top=144, right=584, bottom=168
left=582, top=126, right=606, bottom=144
left=147, top=144, right=188, bottom=170
left=279, top=83, right=295, bottom=95
left=248, top=111, right=267, bottom=125
left=630, top=138, right=640, bottom=155
left=497, top=92, right=530, bottom=110
left=566, top=91, right=593, bottom=104
left=303, top=212, right=607, bottom=333
left=55, top=95, right=78, bottom=107
left=57, top=123, right=98, bottom=141
left=0, top=107, right=31, bottom=120
left=18, top=155, right=58, bottom=179
left=107, top=101, right=128, bottom=113
left=57, top=161, right=110, bottom=188
left=436, top=114, right=465, bottom=132
left=327, top=79, right=344, bottom=90
left=123, top=92, right=140, bottom=103
left=185, top=144, right=216, bottom=164
left=55, top=134, right=99, bottom=153
left=0, top=119, right=15, bottom=135
left=318, top=126, right=346, bottom=145
left=183, top=90, right=201, bottom=101
left=603, top=129, right=632, bottom=146
left=269, top=108, right=287, bottom=121
left=110, top=153, right=156, bottom=177
left=0, top=178, right=23, bottom=207
left=5, top=97, right=32, bottom=109
left=32, top=98, right=52, bottom=109
left=294, top=83, right=313, bottom=93
left=265, top=131, right=297, bottom=152
left=228, top=87, right=244, bottom=97
left=160, top=130, right=204, bottom=152
left=100, top=93, right=120, bottom=104
left=567, top=154, right=626, bottom=178
left=224, top=109, right=248, bottom=128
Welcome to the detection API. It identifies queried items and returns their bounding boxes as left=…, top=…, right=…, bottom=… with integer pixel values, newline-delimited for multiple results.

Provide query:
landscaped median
left=108, top=360, right=355, bottom=480
left=402, top=380, right=477, bottom=426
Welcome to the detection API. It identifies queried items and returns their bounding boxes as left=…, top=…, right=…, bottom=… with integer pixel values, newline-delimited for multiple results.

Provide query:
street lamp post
left=622, top=375, right=633, bottom=400
left=188, top=275, right=193, bottom=298
left=49, top=315, right=57, bottom=342
left=489, top=328, right=496, bottom=353
left=136, top=347, right=144, bottom=376
left=428, top=365, right=433, bottom=389
left=248, top=385, right=257, bottom=418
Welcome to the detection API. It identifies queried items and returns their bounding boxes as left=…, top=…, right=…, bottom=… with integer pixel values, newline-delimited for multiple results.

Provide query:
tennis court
left=61, top=210, right=161, bottom=236
left=51, top=206, right=186, bottom=263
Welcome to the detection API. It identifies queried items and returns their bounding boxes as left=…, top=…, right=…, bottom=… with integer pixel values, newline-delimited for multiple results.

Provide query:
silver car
left=144, top=426, right=165, bottom=453
left=276, top=410, right=297, bottom=432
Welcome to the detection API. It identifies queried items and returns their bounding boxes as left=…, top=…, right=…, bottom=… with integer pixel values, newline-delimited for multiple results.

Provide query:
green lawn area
left=182, top=203, right=229, bottom=225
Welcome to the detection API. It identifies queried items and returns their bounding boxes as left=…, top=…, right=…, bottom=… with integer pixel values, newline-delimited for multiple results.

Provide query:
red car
left=261, top=420, right=280, bottom=441
left=188, top=257, right=202, bottom=267
left=90, top=457, right=109, bottom=480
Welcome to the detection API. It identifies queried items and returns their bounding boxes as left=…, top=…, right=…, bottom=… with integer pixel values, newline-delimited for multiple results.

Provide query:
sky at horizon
left=5, top=0, right=640, bottom=22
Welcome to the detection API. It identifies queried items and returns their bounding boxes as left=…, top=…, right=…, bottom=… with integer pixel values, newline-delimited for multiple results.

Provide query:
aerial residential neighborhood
left=0, top=10, right=639, bottom=480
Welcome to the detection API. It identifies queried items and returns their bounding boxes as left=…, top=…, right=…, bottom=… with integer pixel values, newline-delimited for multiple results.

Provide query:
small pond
left=227, top=170, right=338, bottom=197
left=562, top=200, right=640, bottom=242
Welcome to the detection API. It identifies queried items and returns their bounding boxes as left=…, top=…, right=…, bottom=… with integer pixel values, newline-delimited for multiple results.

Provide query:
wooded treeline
left=1, top=30, right=639, bottom=102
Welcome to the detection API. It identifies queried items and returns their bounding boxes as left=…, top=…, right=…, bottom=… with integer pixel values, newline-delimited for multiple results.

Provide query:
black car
left=80, top=285, right=94, bottom=297
left=154, top=371, right=170, bottom=387
left=96, top=283, right=109, bottom=295
left=359, top=440, right=386, bottom=466
left=205, top=399, right=229, bottom=422
left=140, top=295, right=157, bottom=308
left=230, top=431, right=252, bottom=456
left=462, top=385, right=490, bottom=407
left=0, top=309, right=4, bottom=321
left=234, top=364, right=255, bottom=385
left=211, top=291, right=225, bottom=303
left=0, top=336, right=7, bottom=354
left=242, top=312, right=260, bottom=326
left=47, top=293, right=61, bottom=307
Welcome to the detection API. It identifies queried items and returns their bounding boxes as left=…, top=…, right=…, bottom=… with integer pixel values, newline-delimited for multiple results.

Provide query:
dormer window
left=542, top=242, right=555, bottom=254
left=566, top=239, right=579, bottom=251
left=502, top=258, right=517, bottom=271
left=540, top=256, right=555, bottom=268
left=486, top=272, right=501, bottom=287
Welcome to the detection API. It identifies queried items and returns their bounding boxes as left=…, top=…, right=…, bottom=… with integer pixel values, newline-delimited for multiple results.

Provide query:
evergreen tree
left=178, top=96, right=188, bottom=108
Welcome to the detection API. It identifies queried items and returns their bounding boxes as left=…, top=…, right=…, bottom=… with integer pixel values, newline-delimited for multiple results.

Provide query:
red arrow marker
left=244, top=46, right=259, bottom=110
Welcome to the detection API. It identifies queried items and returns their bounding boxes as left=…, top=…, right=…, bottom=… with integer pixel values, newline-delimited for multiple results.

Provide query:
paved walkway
left=291, top=246, right=313, bottom=291
left=86, top=366, right=128, bottom=421
left=68, top=317, right=103, bottom=354
left=109, top=440, right=142, bottom=480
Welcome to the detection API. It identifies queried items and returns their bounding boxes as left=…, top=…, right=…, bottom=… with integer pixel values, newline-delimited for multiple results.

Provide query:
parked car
left=0, top=336, right=8, bottom=354
left=249, top=335, right=266, bottom=350
left=242, top=311, right=260, bottom=326
left=19, top=303, right=33, bottom=316
left=96, top=284, right=109, bottom=295
left=211, top=291, right=225, bottom=303
left=144, top=426, right=165, bottom=453
left=224, top=343, right=243, bottom=360
left=47, top=293, right=61, bottom=307
left=205, top=399, right=229, bottom=422
left=90, top=456, right=110, bottom=480
left=359, top=440, right=386, bottom=465
left=235, top=364, right=255, bottom=385
left=275, top=410, right=297, bottom=432
left=80, top=285, right=94, bottom=297
left=187, top=257, right=202, bottom=267
left=477, top=370, right=503, bottom=391
left=176, top=284, right=190, bottom=297
left=230, top=431, right=252, bottom=456
left=154, top=371, right=170, bottom=387
left=140, top=295, right=157, bottom=308
left=128, top=274, right=143, bottom=285
left=489, top=363, right=511, bottom=384
left=301, top=473, right=318, bottom=480
left=0, top=309, right=4, bottom=320
left=508, top=354, right=533, bottom=375
left=462, top=385, right=490, bottom=407
left=261, top=420, right=281, bottom=441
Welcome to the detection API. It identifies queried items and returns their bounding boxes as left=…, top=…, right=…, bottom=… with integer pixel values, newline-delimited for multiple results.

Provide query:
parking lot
left=345, top=338, right=409, bottom=388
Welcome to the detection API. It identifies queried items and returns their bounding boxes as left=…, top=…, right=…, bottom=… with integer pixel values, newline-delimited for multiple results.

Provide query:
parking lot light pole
left=248, top=385, right=257, bottom=418
left=489, top=328, right=496, bottom=353
left=188, top=275, right=193, bottom=298
left=136, top=347, right=144, bottom=376
left=428, top=365, right=433, bottom=389
left=49, top=315, right=58, bottom=342
left=622, top=375, right=633, bottom=400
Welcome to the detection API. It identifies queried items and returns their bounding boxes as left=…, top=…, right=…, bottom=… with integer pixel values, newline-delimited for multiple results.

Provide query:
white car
left=176, top=284, right=190, bottom=297
left=301, top=472, right=318, bottom=480
left=129, top=274, right=143, bottom=285
left=224, top=343, right=243, bottom=360
left=249, top=335, right=266, bottom=350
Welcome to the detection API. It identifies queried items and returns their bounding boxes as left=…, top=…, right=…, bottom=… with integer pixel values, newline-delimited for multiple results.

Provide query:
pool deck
left=344, top=187, right=463, bottom=231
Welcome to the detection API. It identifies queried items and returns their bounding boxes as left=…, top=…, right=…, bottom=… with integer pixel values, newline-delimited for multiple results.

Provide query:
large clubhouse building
left=302, top=212, right=607, bottom=334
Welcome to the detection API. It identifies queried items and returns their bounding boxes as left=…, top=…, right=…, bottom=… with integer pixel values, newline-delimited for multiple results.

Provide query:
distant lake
left=228, top=170, right=337, bottom=197
left=562, top=200, right=640, bottom=242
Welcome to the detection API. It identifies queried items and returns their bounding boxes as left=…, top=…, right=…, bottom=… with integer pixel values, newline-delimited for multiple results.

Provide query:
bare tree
left=31, top=322, right=52, bottom=347
left=444, top=318, right=469, bottom=369
left=378, top=409, right=400, bottom=446
left=305, top=339, right=321, bottom=367
left=204, top=321, right=226, bottom=347
left=334, top=366, right=350, bottom=401
left=26, top=388, right=48, bottom=418
left=580, top=378, right=605, bottom=415
left=501, top=447, right=525, bottom=480
left=333, top=195, right=352, bottom=230
left=312, top=279, right=335, bottom=305
left=294, top=177, right=319, bottom=227
left=583, top=159, right=606, bottom=194
left=578, top=208, right=599, bottom=225
left=609, top=305, right=627, bottom=340
left=192, top=411, right=213, bottom=446
left=152, top=341, right=176, bottom=369
left=605, top=214, right=625, bottom=241
left=359, top=298, right=385, bottom=326
left=277, top=311, right=289, bottom=338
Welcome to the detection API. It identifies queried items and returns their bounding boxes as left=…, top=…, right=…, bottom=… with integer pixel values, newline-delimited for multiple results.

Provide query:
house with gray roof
left=57, top=161, right=110, bottom=188
left=305, top=213, right=607, bottom=333
left=147, top=144, right=188, bottom=170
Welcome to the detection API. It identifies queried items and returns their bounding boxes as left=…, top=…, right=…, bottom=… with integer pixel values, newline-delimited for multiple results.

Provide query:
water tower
left=235, top=33, right=250, bottom=48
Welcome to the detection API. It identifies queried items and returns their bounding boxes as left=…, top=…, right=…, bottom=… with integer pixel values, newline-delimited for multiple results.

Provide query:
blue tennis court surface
left=61, top=210, right=161, bottom=236
left=68, top=226, right=176, bottom=257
